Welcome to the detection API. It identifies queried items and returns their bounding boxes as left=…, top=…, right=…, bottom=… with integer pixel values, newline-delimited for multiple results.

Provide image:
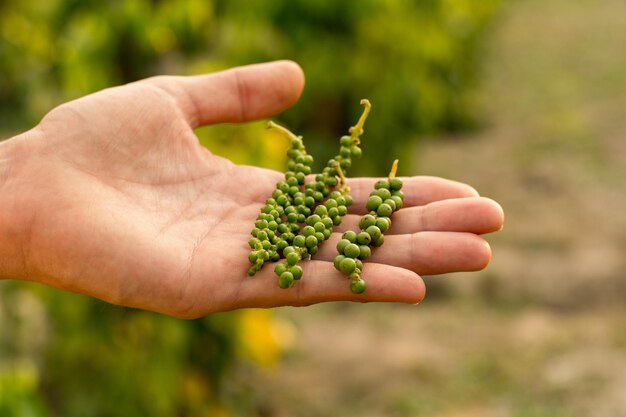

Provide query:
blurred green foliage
left=0, top=0, right=500, bottom=415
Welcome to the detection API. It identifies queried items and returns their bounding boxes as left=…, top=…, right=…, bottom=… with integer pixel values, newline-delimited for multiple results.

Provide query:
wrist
left=0, top=129, right=42, bottom=280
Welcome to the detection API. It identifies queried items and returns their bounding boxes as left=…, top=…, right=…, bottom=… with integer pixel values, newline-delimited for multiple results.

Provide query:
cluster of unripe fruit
left=247, top=100, right=403, bottom=293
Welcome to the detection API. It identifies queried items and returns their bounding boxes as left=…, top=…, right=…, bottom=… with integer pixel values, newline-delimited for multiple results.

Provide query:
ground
left=247, top=1, right=626, bottom=416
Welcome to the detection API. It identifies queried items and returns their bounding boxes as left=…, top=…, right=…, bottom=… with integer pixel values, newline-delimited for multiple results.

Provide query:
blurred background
left=1, top=0, right=624, bottom=416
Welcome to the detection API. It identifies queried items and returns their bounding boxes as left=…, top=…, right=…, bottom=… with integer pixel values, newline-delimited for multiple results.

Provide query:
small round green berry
left=350, top=279, right=366, bottom=294
left=366, top=195, right=383, bottom=212
left=337, top=239, right=351, bottom=254
left=278, top=272, right=294, bottom=289
left=351, top=146, right=362, bottom=158
left=365, top=225, right=382, bottom=241
left=389, top=178, right=403, bottom=191
left=373, top=188, right=392, bottom=200
left=343, top=243, right=361, bottom=259
left=334, top=255, right=346, bottom=271
left=392, top=190, right=404, bottom=200
left=283, top=246, right=296, bottom=255
left=322, top=217, right=333, bottom=229
left=355, top=259, right=363, bottom=270
left=307, top=214, right=322, bottom=225
left=343, top=231, right=358, bottom=243
left=314, top=205, right=328, bottom=217
left=332, top=215, right=342, bottom=226
left=340, top=136, right=352, bottom=146
left=357, top=231, right=372, bottom=245
left=314, top=231, right=325, bottom=243
left=277, top=240, right=289, bottom=252
left=305, top=235, right=318, bottom=248
left=376, top=217, right=391, bottom=232
left=270, top=251, right=280, bottom=262
left=340, top=257, right=357, bottom=274
left=391, top=195, right=403, bottom=210
left=325, top=199, right=338, bottom=209
left=314, top=222, right=326, bottom=233
left=377, top=203, right=393, bottom=217
left=290, top=265, right=303, bottom=280
left=374, top=179, right=390, bottom=190
left=359, top=214, right=377, bottom=230
left=248, top=251, right=259, bottom=263
left=338, top=205, right=348, bottom=216
left=287, top=212, right=298, bottom=223
left=286, top=251, right=300, bottom=266
left=302, top=225, right=315, bottom=236
left=344, top=194, right=353, bottom=206
left=293, top=235, right=306, bottom=248
left=358, top=245, right=371, bottom=260
left=371, top=234, right=385, bottom=247
left=382, top=199, right=396, bottom=212
left=323, top=228, right=331, bottom=239
left=255, top=219, right=268, bottom=229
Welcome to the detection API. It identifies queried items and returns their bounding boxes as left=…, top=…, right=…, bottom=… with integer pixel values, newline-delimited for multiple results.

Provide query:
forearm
left=0, top=130, right=40, bottom=280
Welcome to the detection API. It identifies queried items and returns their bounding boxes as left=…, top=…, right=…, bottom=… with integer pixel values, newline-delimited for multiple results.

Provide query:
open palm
left=3, top=61, right=503, bottom=318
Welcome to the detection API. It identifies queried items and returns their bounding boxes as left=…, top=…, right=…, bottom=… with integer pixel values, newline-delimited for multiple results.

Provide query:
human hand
left=0, top=61, right=504, bottom=318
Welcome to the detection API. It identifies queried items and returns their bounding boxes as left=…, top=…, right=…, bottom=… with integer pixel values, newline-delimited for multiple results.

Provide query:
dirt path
left=252, top=1, right=626, bottom=416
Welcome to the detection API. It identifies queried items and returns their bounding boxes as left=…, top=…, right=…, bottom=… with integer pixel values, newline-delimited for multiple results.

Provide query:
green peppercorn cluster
left=248, top=100, right=371, bottom=289
left=334, top=160, right=404, bottom=293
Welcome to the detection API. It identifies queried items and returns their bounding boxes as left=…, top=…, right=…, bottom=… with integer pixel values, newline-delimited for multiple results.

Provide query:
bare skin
left=0, top=61, right=504, bottom=318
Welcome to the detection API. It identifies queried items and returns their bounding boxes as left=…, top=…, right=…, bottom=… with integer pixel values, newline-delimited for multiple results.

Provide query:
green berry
left=303, top=225, right=315, bottom=236
left=391, top=195, right=403, bottom=210
left=343, top=231, right=358, bottom=243
left=340, top=258, right=357, bottom=274
left=366, top=195, right=383, bottom=211
left=338, top=205, right=348, bottom=216
left=371, top=234, right=385, bottom=247
left=248, top=251, right=258, bottom=263
left=383, top=199, right=396, bottom=211
left=373, top=188, right=392, bottom=200
left=374, top=179, right=390, bottom=190
left=357, top=232, right=372, bottom=245
left=293, top=235, right=306, bottom=248
left=290, top=265, right=303, bottom=280
left=337, top=239, right=351, bottom=254
left=389, top=178, right=403, bottom=191
left=350, top=279, right=366, bottom=294
left=376, top=217, right=391, bottom=232
left=334, top=255, right=346, bottom=271
left=358, top=245, right=371, bottom=260
left=359, top=214, right=377, bottom=230
left=392, top=190, right=404, bottom=200
left=314, top=205, right=328, bottom=217
left=305, top=235, right=318, bottom=248
left=343, top=243, right=361, bottom=258
left=365, top=225, right=382, bottom=241
left=278, top=272, right=294, bottom=289
left=286, top=251, right=300, bottom=266
left=377, top=203, right=393, bottom=217
left=314, top=222, right=326, bottom=233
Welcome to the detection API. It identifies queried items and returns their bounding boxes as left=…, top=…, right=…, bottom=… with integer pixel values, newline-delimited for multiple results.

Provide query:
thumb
left=147, top=60, right=305, bottom=128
